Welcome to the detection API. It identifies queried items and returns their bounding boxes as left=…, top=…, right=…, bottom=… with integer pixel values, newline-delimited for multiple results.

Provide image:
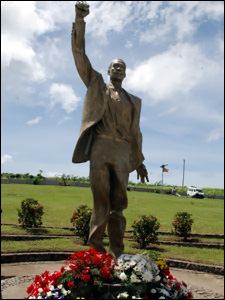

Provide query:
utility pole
left=182, top=159, right=185, bottom=192
left=160, top=164, right=168, bottom=193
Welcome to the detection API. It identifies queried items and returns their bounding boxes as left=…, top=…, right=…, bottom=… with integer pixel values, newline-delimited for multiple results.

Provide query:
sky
left=1, top=1, right=224, bottom=189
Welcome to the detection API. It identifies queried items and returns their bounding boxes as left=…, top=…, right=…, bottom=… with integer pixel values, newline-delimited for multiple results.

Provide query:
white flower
left=124, top=262, right=131, bottom=270
left=117, top=292, right=129, bottom=298
left=67, top=290, right=71, bottom=294
left=155, top=275, right=161, bottom=281
left=38, top=288, right=43, bottom=293
left=133, top=266, right=141, bottom=273
left=137, top=264, right=145, bottom=273
left=142, top=271, right=153, bottom=282
left=46, top=291, right=53, bottom=297
left=117, top=259, right=123, bottom=266
left=61, top=288, right=68, bottom=295
left=150, top=288, right=157, bottom=293
left=49, top=285, right=55, bottom=291
left=140, top=259, right=146, bottom=266
left=57, top=284, right=63, bottom=289
left=159, top=297, right=166, bottom=299
left=119, top=272, right=128, bottom=281
left=38, top=297, right=43, bottom=299
left=130, top=260, right=136, bottom=267
left=130, top=273, right=141, bottom=283
left=53, top=292, right=59, bottom=297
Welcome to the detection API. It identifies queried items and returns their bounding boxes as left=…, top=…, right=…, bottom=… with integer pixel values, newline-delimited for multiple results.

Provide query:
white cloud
left=1, top=1, right=56, bottom=82
left=1, top=154, right=13, bottom=164
left=26, top=116, right=42, bottom=125
left=139, top=1, right=224, bottom=44
left=125, top=40, right=133, bottom=48
left=46, top=171, right=62, bottom=178
left=158, top=107, right=178, bottom=117
left=207, top=128, right=224, bottom=143
left=58, top=116, right=72, bottom=125
left=86, top=1, right=134, bottom=44
left=49, top=83, right=81, bottom=113
left=125, top=43, right=220, bottom=104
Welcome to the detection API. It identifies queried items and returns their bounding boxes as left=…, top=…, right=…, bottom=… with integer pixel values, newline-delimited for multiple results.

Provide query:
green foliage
left=33, top=171, right=45, bottom=185
left=172, top=212, right=194, bottom=241
left=132, top=215, right=161, bottom=248
left=17, top=198, right=45, bottom=228
left=70, top=204, right=93, bottom=245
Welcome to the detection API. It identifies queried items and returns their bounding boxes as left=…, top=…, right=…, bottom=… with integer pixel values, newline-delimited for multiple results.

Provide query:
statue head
left=108, top=59, right=126, bottom=82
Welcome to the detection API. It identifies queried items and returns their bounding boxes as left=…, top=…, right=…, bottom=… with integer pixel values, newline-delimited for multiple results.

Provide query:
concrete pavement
left=1, top=261, right=224, bottom=299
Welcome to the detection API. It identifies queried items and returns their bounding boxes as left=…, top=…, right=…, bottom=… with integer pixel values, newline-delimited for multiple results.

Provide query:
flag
left=163, top=168, right=169, bottom=172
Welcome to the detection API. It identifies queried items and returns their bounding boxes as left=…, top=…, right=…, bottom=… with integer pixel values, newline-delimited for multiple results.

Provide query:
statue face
left=108, top=59, right=126, bottom=81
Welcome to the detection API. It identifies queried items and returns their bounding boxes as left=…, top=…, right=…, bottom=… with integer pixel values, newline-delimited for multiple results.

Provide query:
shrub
left=70, top=204, right=93, bottom=245
left=172, top=211, right=194, bottom=241
left=17, top=198, right=45, bottom=228
left=132, top=214, right=161, bottom=248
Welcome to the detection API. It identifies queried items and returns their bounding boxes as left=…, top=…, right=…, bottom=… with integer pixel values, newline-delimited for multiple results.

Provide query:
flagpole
left=160, top=164, right=168, bottom=194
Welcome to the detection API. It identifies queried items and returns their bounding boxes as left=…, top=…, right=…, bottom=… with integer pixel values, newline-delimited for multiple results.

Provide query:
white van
left=187, top=186, right=204, bottom=198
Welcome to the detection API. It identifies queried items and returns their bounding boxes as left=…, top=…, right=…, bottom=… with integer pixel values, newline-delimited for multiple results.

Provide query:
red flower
left=82, top=275, right=91, bottom=283
left=41, top=271, right=49, bottom=277
left=61, top=266, right=65, bottom=273
left=175, top=283, right=181, bottom=290
left=93, top=254, right=103, bottom=265
left=26, top=286, right=33, bottom=294
left=164, top=266, right=170, bottom=276
left=82, top=266, right=91, bottom=274
left=67, top=281, right=75, bottom=288
left=34, top=275, right=41, bottom=282
left=173, top=277, right=178, bottom=282
left=143, top=295, right=149, bottom=299
left=100, top=265, right=110, bottom=278
left=188, top=292, right=193, bottom=298
left=43, top=286, right=50, bottom=293
left=182, top=281, right=187, bottom=288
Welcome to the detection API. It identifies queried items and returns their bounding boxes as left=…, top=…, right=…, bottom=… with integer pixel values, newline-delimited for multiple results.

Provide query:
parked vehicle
left=187, top=186, right=204, bottom=198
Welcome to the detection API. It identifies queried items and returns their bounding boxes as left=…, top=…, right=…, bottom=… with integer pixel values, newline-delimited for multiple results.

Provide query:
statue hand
left=137, top=163, right=149, bottom=183
left=75, top=1, right=90, bottom=20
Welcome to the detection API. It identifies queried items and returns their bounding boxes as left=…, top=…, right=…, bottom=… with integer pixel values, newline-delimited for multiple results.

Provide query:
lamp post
left=160, top=164, right=168, bottom=193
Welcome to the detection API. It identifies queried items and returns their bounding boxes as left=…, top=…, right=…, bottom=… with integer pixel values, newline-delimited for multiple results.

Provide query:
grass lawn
left=1, top=184, right=224, bottom=266
left=1, top=237, right=224, bottom=266
left=1, top=184, right=224, bottom=233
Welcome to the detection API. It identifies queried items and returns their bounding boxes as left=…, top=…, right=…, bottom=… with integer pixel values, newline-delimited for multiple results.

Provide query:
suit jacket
left=71, top=20, right=144, bottom=173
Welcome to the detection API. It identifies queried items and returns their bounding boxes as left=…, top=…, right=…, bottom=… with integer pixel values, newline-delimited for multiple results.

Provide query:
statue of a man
left=71, top=2, right=149, bottom=258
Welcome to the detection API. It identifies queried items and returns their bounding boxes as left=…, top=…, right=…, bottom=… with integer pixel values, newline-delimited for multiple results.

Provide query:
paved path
left=1, top=261, right=224, bottom=299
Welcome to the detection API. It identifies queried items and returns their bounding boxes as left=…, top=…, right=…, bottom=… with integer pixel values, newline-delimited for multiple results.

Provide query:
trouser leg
left=88, top=168, right=110, bottom=253
left=108, top=170, right=129, bottom=258
left=88, top=137, right=130, bottom=257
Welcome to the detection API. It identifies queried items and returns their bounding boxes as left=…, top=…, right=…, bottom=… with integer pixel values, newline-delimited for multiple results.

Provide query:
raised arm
left=72, top=2, right=98, bottom=88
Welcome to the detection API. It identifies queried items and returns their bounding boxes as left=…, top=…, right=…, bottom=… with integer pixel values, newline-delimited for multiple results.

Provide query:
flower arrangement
left=132, top=215, right=161, bottom=248
left=70, top=204, right=93, bottom=245
left=17, top=198, right=45, bottom=228
left=172, top=212, right=194, bottom=241
left=25, top=249, right=194, bottom=299
left=114, top=253, right=193, bottom=299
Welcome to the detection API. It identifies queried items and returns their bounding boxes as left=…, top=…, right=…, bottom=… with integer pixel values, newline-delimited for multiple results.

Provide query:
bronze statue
left=71, top=1, right=149, bottom=258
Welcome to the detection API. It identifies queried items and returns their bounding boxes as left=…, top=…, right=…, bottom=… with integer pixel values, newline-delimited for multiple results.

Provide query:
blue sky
left=1, top=1, right=224, bottom=189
